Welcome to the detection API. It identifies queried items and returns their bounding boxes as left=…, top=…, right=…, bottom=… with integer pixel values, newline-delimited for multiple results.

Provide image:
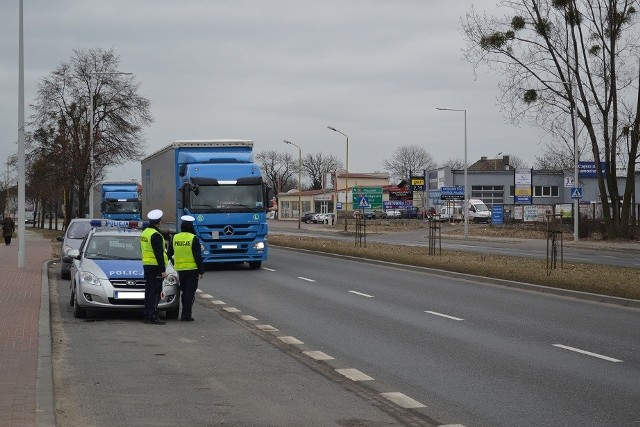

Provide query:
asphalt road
left=49, top=265, right=426, bottom=426
left=269, top=220, right=640, bottom=268
left=208, top=247, right=640, bottom=426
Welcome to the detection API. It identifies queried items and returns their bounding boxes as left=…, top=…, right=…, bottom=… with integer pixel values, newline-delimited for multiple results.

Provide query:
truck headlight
left=79, top=271, right=100, bottom=286
left=253, top=241, right=265, bottom=250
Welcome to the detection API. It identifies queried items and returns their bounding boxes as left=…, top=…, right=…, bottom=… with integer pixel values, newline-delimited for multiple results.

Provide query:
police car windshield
left=85, top=235, right=141, bottom=260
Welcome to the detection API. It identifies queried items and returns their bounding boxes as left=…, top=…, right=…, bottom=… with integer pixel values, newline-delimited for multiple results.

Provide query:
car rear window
left=67, top=221, right=93, bottom=239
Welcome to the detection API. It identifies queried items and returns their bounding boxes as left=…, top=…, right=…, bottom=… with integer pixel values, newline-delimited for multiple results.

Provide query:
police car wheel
left=69, top=287, right=74, bottom=306
left=248, top=261, right=262, bottom=270
left=73, top=293, right=87, bottom=318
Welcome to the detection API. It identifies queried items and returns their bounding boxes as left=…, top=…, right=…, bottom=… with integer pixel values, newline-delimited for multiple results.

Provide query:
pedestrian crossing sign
left=571, top=187, right=583, bottom=199
left=358, top=195, right=370, bottom=208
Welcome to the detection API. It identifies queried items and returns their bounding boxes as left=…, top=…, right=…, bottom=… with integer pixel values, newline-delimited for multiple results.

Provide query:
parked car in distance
left=313, top=213, right=335, bottom=224
left=384, top=209, right=402, bottom=218
left=57, top=218, right=95, bottom=280
left=301, top=212, right=315, bottom=223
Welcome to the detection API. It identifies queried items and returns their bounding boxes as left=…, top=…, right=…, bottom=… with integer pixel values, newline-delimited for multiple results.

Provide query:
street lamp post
left=283, top=140, right=302, bottom=229
left=88, top=71, right=133, bottom=218
left=327, top=126, right=349, bottom=232
left=436, top=108, right=468, bottom=238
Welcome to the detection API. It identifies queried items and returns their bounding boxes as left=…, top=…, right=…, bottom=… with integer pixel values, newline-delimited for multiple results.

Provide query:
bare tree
left=463, top=0, right=640, bottom=238
left=302, top=153, right=343, bottom=190
left=30, top=47, right=152, bottom=218
left=256, top=150, right=297, bottom=195
left=440, top=158, right=466, bottom=169
left=383, top=144, right=437, bottom=183
left=506, top=153, right=529, bottom=170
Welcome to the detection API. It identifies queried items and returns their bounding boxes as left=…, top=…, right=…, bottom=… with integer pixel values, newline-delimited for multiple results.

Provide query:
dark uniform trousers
left=143, top=265, right=163, bottom=320
left=178, top=270, right=199, bottom=319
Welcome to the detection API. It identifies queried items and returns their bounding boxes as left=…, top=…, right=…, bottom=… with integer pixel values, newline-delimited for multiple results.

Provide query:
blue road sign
left=571, top=187, right=583, bottom=199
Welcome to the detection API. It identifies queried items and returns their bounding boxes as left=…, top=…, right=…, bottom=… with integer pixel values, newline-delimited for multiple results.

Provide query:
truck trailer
left=93, top=180, right=142, bottom=221
left=141, top=140, right=270, bottom=269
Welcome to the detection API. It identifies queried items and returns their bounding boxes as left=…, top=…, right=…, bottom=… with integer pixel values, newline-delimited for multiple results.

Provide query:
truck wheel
left=248, top=261, right=262, bottom=270
left=165, top=308, right=179, bottom=320
left=73, top=294, right=87, bottom=319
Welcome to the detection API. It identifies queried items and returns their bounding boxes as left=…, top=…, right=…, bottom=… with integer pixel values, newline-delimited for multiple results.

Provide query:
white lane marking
left=239, top=315, right=258, bottom=321
left=262, top=267, right=276, bottom=271
left=553, top=344, right=622, bottom=362
left=256, top=324, right=279, bottom=331
left=303, top=351, right=335, bottom=361
left=278, top=336, right=304, bottom=345
left=298, top=276, right=316, bottom=282
left=335, top=368, right=374, bottom=381
left=200, top=293, right=213, bottom=299
left=223, top=307, right=241, bottom=313
left=211, top=300, right=226, bottom=305
left=178, top=338, right=195, bottom=343
left=439, top=424, right=467, bottom=427
left=380, top=392, right=426, bottom=409
left=195, top=289, right=203, bottom=293
left=425, top=311, right=464, bottom=321
left=349, top=290, right=374, bottom=298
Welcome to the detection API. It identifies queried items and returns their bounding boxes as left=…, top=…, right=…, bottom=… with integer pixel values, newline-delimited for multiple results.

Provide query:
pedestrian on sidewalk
left=2, top=214, right=15, bottom=245
left=140, top=209, right=168, bottom=325
left=167, top=215, right=204, bottom=322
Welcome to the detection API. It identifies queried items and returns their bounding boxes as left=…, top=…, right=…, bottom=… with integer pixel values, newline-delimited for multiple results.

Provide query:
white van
left=467, top=199, right=491, bottom=223
left=438, top=205, right=463, bottom=222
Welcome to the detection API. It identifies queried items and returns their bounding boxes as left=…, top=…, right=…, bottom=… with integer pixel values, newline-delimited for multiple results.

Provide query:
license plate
left=221, top=244, right=238, bottom=249
left=114, top=291, right=145, bottom=300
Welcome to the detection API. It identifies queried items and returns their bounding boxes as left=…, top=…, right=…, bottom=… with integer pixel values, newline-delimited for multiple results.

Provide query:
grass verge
left=269, top=234, right=640, bottom=301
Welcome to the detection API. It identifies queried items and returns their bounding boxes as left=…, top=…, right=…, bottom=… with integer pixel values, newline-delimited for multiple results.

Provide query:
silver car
left=57, top=218, right=94, bottom=279
left=68, top=222, right=179, bottom=319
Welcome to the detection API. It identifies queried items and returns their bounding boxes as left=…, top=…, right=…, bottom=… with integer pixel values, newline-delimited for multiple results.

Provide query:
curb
left=36, top=260, right=56, bottom=427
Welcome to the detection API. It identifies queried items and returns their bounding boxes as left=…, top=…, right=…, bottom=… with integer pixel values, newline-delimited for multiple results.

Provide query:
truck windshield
left=104, top=200, right=140, bottom=214
left=189, top=185, right=264, bottom=212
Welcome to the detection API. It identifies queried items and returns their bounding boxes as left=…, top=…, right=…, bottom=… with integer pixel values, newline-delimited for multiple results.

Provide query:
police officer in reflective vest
left=167, top=215, right=204, bottom=321
left=140, top=209, right=168, bottom=325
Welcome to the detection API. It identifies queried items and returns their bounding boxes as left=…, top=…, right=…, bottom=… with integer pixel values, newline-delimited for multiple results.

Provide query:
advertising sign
left=514, top=170, right=532, bottom=204
left=578, top=161, right=606, bottom=177
left=440, top=186, right=465, bottom=200
left=411, top=176, right=425, bottom=192
left=491, top=205, right=503, bottom=224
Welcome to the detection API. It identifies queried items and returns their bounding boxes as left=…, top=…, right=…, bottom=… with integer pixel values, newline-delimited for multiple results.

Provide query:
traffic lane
left=49, top=268, right=405, bottom=427
left=208, top=248, right=640, bottom=426
left=270, top=229, right=640, bottom=268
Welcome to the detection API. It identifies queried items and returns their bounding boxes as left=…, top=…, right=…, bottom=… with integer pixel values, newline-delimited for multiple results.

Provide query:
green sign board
left=352, top=186, right=383, bottom=209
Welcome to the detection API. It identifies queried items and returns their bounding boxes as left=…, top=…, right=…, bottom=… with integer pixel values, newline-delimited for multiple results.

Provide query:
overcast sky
left=0, top=0, right=546, bottom=183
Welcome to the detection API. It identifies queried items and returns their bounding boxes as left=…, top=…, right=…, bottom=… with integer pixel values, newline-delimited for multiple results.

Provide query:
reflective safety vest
left=172, top=232, right=197, bottom=271
left=140, top=227, right=168, bottom=266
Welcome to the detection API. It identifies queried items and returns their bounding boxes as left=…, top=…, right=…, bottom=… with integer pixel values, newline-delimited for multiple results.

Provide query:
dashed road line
left=303, top=350, right=335, bottom=361
left=200, top=293, right=213, bottom=299
left=553, top=344, right=622, bottom=362
left=335, top=368, right=374, bottom=381
left=211, top=300, right=226, bottom=305
left=278, top=336, right=304, bottom=345
left=349, top=290, right=374, bottom=298
left=256, top=324, right=279, bottom=332
left=239, top=315, right=258, bottom=321
left=223, top=307, right=241, bottom=313
left=298, top=276, right=316, bottom=282
left=425, top=311, right=464, bottom=321
left=262, top=267, right=276, bottom=271
left=380, top=392, right=426, bottom=409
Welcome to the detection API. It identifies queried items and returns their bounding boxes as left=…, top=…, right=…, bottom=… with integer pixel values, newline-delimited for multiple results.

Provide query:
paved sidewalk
left=0, top=230, right=55, bottom=427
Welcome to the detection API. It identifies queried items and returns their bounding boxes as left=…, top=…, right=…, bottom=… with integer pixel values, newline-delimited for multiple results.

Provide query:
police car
left=68, top=220, right=180, bottom=319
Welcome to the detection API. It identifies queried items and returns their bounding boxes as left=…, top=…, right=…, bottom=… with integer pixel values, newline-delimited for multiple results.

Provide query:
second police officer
left=140, top=209, right=168, bottom=325
left=167, top=215, right=204, bottom=321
